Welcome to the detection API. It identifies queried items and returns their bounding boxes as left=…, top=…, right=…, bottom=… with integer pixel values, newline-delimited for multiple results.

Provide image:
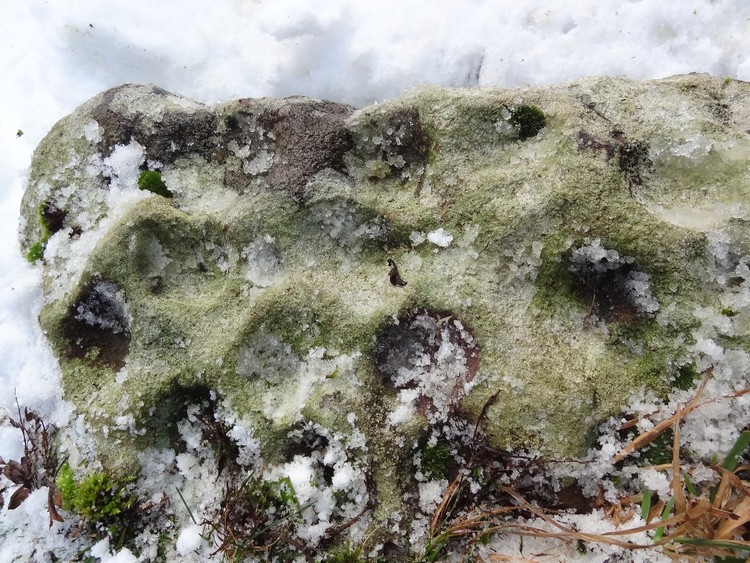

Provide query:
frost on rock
left=426, top=227, right=453, bottom=248
left=16, top=76, right=750, bottom=559
left=569, top=239, right=659, bottom=322
left=376, top=310, right=479, bottom=425
left=74, top=280, right=131, bottom=335
left=241, top=234, right=283, bottom=288
left=505, top=240, right=544, bottom=283
left=310, top=199, right=385, bottom=251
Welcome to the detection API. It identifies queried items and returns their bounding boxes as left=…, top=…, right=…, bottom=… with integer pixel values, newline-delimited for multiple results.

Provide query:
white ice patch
left=241, top=234, right=282, bottom=288
left=176, top=525, right=205, bottom=555
left=418, top=479, right=448, bottom=513
left=427, top=227, right=453, bottom=248
left=505, top=240, right=544, bottom=283
left=382, top=313, right=477, bottom=425
left=75, top=280, right=131, bottom=334
left=264, top=424, right=370, bottom=546
left=101, top=141, right=146, bottom=191
left=409, top=230, right=426, bottom=247
left=83, top=119, right=102, bottom=143
left=237, top=333, right=359, bottom=423
left=312, top=200, right=384, bottom=251
left=651, top=133, right=714, bottom=167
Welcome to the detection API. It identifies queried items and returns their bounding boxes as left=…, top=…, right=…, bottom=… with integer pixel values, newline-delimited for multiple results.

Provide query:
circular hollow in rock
left=374, top=309, right=480, bottom=416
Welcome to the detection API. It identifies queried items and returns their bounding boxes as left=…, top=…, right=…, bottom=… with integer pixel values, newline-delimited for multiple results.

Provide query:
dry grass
left=422, top=369, right=750, bottom=562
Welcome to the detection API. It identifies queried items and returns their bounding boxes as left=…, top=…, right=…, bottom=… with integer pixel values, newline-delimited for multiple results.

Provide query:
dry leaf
left=8, top=486, right=31, bottom=509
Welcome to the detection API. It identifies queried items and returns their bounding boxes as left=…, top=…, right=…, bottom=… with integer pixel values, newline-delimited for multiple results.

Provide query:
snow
left=1, top=0, right=750, bottom=560
left=176, top=525, right=205, bottom=555
left=427, top=227, right=453, bottom=248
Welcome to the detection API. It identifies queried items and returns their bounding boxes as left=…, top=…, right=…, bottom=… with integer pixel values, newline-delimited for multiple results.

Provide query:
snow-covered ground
left=1, top=1, right=749, bottom=561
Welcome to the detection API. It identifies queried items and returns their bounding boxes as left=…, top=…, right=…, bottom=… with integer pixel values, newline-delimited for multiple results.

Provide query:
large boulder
left=19, top=74, right=750, bottom=549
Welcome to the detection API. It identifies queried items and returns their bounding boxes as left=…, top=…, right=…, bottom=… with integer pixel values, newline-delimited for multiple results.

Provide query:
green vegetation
left=672, top=364, right=700, bottom=391
left=421, top=443, right=450, bottom=481
left=25, top=203, right=53, bottom=263
left=137, top=170, right=173, bottom=198
left=199, top=471, right=311, bottom=561
left=322, top=540, right=366, bottom=562
left=25, top=241, right=46, bottom=262
left=56, top=463, right=136, bottom=541
left=509, top=104, right=546, bottom=140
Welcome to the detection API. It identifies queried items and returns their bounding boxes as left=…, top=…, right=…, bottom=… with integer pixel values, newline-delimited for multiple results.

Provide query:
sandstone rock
left=19, top=74, right=750, bottom=547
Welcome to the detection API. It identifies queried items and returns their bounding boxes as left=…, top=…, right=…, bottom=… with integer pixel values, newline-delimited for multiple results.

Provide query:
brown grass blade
left=429, top=475, right=462, bottom=537
left=671, top=407, right=686, bottom=515
left=716, top=495, right=750, bottom=539
left=613, top=369, right=711, bottom=463
left=500, top=486, right=680, bottom=549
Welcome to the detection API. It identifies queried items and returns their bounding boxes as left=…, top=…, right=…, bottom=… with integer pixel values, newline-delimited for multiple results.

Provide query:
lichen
left=20, top=76, right=750, bottom=550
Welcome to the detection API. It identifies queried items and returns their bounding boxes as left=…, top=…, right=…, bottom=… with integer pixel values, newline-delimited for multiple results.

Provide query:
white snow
left=176, top=525, right=205, bottom=555
left=426, top=227, right=453, bottom=248
left=1, top=1, right=750, bottom=560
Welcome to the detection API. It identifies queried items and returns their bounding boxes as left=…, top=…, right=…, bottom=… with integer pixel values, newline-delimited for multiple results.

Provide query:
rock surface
left=19, top=75, right=750, bottom=546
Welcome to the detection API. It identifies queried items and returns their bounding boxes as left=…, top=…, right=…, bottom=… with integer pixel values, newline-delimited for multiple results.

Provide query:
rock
left=19, top=75, right=750, bottom=548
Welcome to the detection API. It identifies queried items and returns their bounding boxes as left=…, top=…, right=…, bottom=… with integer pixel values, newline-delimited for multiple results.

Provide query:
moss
left=509, top=104, right=547, bottom=140
left=25, top=202, right=55, bottom=263
left=672, top=364, right=700, bottom=391
left=137, top=170, right=172, bottom=198
left=25, top=241, right=46, bottom=263
left=57, top=462, right=136, bottom=540
left=421, top=443, right=450, bottom=481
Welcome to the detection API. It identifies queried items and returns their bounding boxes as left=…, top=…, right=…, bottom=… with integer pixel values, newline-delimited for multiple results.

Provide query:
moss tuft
left=25, top=241, right=46, bottom=263
left=672, top=364, right=700, bottom=391
left=25, top=202, right=58, bottom=262
left=421, top=443, right=450, bottom=481
left=509, top=104, right=547, bottom=140
left=57, top=462, right=136, bottom=541
left=137, top=170, right=173, bottom=198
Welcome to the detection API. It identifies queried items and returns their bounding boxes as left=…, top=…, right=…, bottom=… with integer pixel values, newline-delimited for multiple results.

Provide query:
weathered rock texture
left=19, top=75, right=750, bottom=540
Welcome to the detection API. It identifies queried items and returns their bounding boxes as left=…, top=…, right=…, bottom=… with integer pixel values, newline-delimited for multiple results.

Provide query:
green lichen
left=509, top=104, right=547, bottom=140
left=137, top=170, right=172, bottom=198
left=25, top=202, right=53, bottom=262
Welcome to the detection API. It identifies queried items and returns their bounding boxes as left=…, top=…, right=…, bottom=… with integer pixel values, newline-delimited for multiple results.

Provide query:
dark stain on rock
left=61, top=277, right=131, bottom=370
left=357, top=107, right=430, bottom=180
left=568, top=246, right=654, bottom=323
left=576, top=131, right=617, bottom=162
left=259, top=98, right=355, bottom=201
left=91, top=85, right=218, bottom=164
left=374, top=308, right=480, bottom=398
left=220, top=98, right=355, bottom=202
left=40, top=202, right=67, bottom=235
left=147, top=383, right=215, bottom=451
left=577, top=129, right=652, bottom=195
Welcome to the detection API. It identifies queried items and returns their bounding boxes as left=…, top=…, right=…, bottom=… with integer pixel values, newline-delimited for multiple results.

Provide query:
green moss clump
left=509, top=104, right=547, bottom=140
left=672, top=364, right=699, bottom=391
left=137, top=170, right=173, bottom=198
left=421, top=444, right=450, bottom=481
left=56, top=462, right=135, bottom=538
left=25, top=241, right=46, bottom=262
left=25, top=202, right=53, bottom=263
